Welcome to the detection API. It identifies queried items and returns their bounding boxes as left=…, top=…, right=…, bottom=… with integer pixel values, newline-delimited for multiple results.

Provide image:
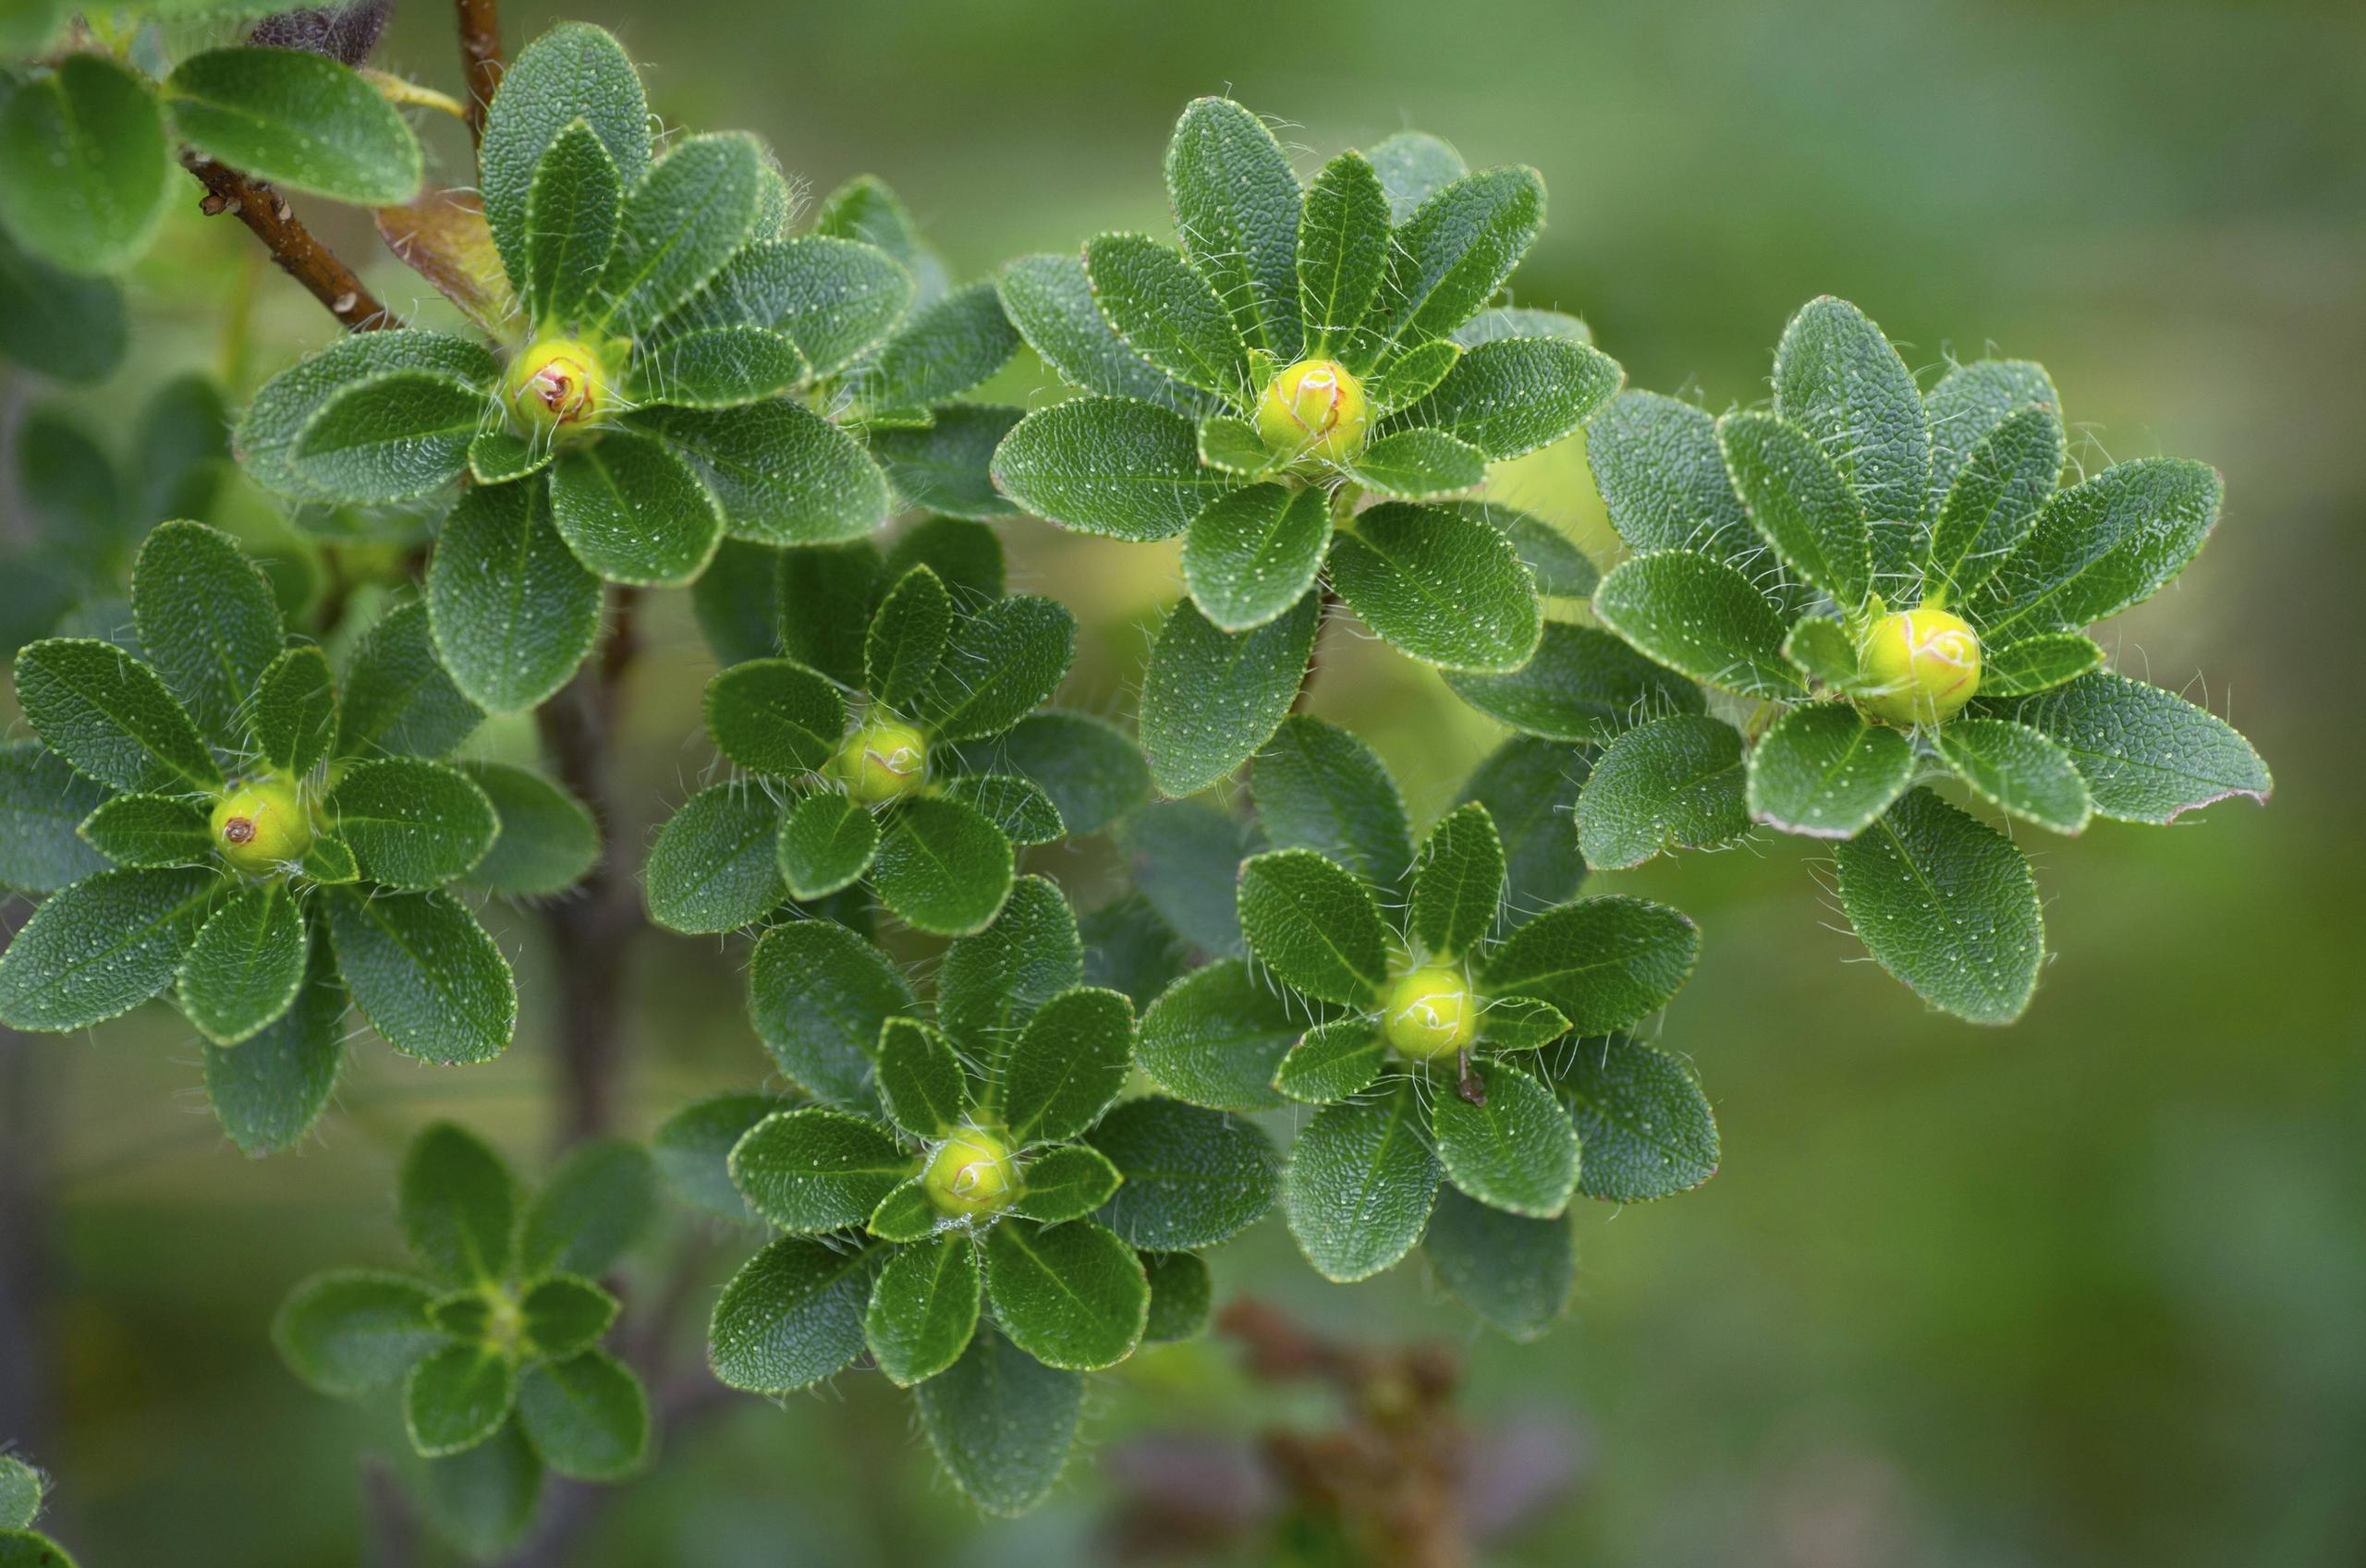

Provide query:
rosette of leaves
left=232, top=21, right=1020, bottom=715
left=990, top=98, right=1623, bottom=794
left=1130, top=717, right=1715, bottom=1333
left=1575, top=296, right=2271, bottom=1023
left=0, top=522, right=548, bottom=1151
left=274, top=1124, right=659, bottom=1555
left=647, top=537, right=1110, bottom=939
left=690, top=877, right=1270, bottom=1515
left=0, top=1453, right=78, bottom=1566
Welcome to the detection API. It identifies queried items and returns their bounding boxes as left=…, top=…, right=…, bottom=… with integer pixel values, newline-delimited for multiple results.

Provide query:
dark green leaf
left=852, top=279, right=1018, bottom=414
left=866, top=1233, right=982, bottom=1387
left=1084, top=232, right=1249, bottom=401
left=518, top=1349, right=646, bottom=1480
left=1577, top=714, right=1749, bottom=869
left=16, top=638, right=221, bottom=793
left=1011, top=1143, right=1123, bottom=1223
left=1390, top=336, right=1622, bottom=460
left=1365, top=165, right=1543, bottom=350
left=883, top=516, right=1006, bottom=604
left=708, top=1234, right=877, bottom=1393
left=990, top=396, right=1238, bottom=542
left=873, top=794, right=1014, bottom=936
left=1197, top=413, right=1274, bottom=475
left=593, top=132, right=761, bottom=334
left=1923, top=402, right=2063, bottom=607
left=1480, top=896, right=1698, bottom=1034
left=0, top=54, right=169, bottom=273
left=1412, top=802, right=1506, bottom=958
left=653, top=1091, right=795, bottom=1223
left=1718, top=408, right=1872, bottom=611
left=1365, top=131, right=1466, bottom=224
left=323, top=886, right=515, bottom=1064
left=460, top=762, right=600, bottom=898
left=918, top=594, right=1076, bottom=744
left=748, top=919, right=913, bottom=1105
left=642, top=399, right=890, bottom=547
left=1091, top=1095, right=1277, bottom=1248
left=1237, top=848, right=1389, bottom=1006
left=1136, top=957, right=1296, bottom=1112
left=937, top=874, right=1081, bottom=1075
left=644, top=783, right=786, bottom=934
left=1140, top=590, right=1319, bottom=797
left=1980, top=632, right=2103, bottom=698
left=399, top=1122, right=517, bottom=1286
left=1253, top=714, right=1414, bottom=901
left=1934, top=716, right=2092, bottom=833
left=0, top=744, right=106, bottom=893
left=1925, top=358, right=2061, bottom=510
left=775, top=791, right=880, bottom=900
left=692, top=537, right=786, bottom=666
left=1181, top=482, right=1331, bottom=633
left=518, top=1276, right=619, bottom=1361
left=290, top=371, right=481, bottom=504
left=522, top=119, right=620, bottom=326
left=77, top=793, right=212, bottom=869
left=330, top=756, right=496, bottom=888
left=165, top=45, right=420, bottom=204
left=1975, top=458, right=2222, bottom=640
left=1551, top=1034, right=1720, bottom=1202
left=273, top=1270, right=441, bottom=1397
left=997, top=986, right=1134, bottom=1146
left=1591, top=550, right=1805, bottom=699
left=982, top=1218, right=1147, bottom=1371
left=0, top=865, right=214, bottom=1031
left=1433, top=1059, right=1579, bottom=1217
left=1297, top=151, right=1391, bottom=358
left=1165, top=97, right=1301, bottom=361
left=1832, top=788, right=2043, bottom=1025
left=1462, top=501, right=1597, bottom=599
left=984, top=711, right=1149, bottom=836
left=479, top=22, right=648, bottom=296
left=1284, top=1084, right=1439, bottom=1282
left=915, top=1326, right=1082, bottom=1517
left=1445, top=621, right=1705, bottom=742
left=705, top=658, right=845, bottom=777
left=419, top=1418, right=541, bottom=1557
left=179, top=880, right=306, bottom=1044
left=0, top=228, right=125, bottom=382
left=549, top=431, right=724, bottom=586
left=866, top=1180, right=936, bottom=1243
left=1423, top=1185, right=1572, bottom=1341
left=1745, top=702, right=1916, bottom=839
left=1585, top=390, right=1768, bottom=579
left=201, top=918, right=346, bottom=1154
left=1273, top=1016, right=1386, bottom=1105
left=872, top=405, right=1023, bottom=521
left=631, top=325, right=803, bottom=410
left=731, top=1108, right=912, bottom=1233
left=1993, top=671, right=2270, bottom=825
left=997, top=252, right=1207, bottom=411
left=1773, top=296, right=1929, bottom=584
left=940, top=773, right=1062, bottom=847
left=238, top=331, right=497, bottom=502
left=521, top=1139, right=656, bottom=1277
left=875, top=1016, right=968, bottom=1139
left=866, top=565, right=951, bottom=711
left=1348, top=429, right=1488, bottom=498
left=1328, top=501, right=1541, bottom=673
left=252, top=648, right=337, bottom=777
left=1117, top=800, right=1260, bottom=956
left=336, top=600, right=483, bottom=760
left=676, top=236, right=913, bottom=377
left=1140, top=1250, right=1213, bottom=1343
left=129, top=520, right=284, bottom=748
left=1460, top=737, right=1590, bottom=914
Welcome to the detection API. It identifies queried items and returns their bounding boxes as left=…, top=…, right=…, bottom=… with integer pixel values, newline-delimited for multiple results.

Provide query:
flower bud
left=922, top=1127, right=1018, bottom=1220
left=835, top=719, right=928, bottom=805
left=1858, top=608, right=1982, bottom=727
left=1254, top=358, right=1371, bottom=466
left=211, top=777, right=313, bottom=874
left=505, top=336, right=608, bottom=432
left=1383, top=966, right=1477, bottom=1061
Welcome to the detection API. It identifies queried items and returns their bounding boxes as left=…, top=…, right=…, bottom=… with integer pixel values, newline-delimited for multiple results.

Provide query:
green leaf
left=1463, top=501, right=1598, bottom=599
left=872, top=405, right=1023, bottom=522
left=0, top=744, right=107, bottom=893
left=915, top=1327, right=1083, bottom=1517
left=1454, top=306, right=1590, bottom=347
left=1365, top=130, right=1466, bottom=224
left=852, top=280, right=1019, bottom=414
left=709, top=1234, right=877, bottom=1393
left=1274, top=1016, right=1387, bottom=1105
left=1140, top=1250, right=1213, bottom=1343
left=1585, top=391, right=1768, bottom=575
left=1081, top=894, right=1189, bottom=1007
left=1460, top=737, right=1590, bottom=914
left=1237, top=848, right=1389, bottom=1006
left=775, top=792, right=880, bottom=900
left=407, top=1343, right=518, bottom=1456
left=644, top=783, right=786, bottom=934
left=1773, top=296, right=1930, bottom=584
left=0, top=227, right=126, bottom=382
left=642, top=399, right=890, bottom=547
left=179, top=881, right=307, bottom=1045
left=1433, top=1060, right=1579, bottom=1218
left=165, top=46, right=420, bottom=204
left=323, top=886, right=515, bottom=1064
left=200, top=917, right=345, bottom=1154
left=997, top=986, right=1134, bottom=1146
left=1577, top=714, right=1750, bottom=869
left=1118, top=800, right=1260, bottom=956
left=1083, top=232, right=1250, bottom=402
left=1090, top=1095, right=1277, bottom=1248
left=996, top=252, right=1208, bottom=411
left=1925, top=358, right=2061, bottom=509
left=1445, top=621, right=1705, bottom=742
left=631, top=325, right=804, bottom=410
left=290, top=371, right=482, bottom=504
left=677, top=236, right=913, bottom=378
left=937, top=875, right=1082, bottom=1074
left=941, top=773, right=1062, bottom=847
left=1550, top=1034, right=1720, bottom=1202
left=866, top=1180, right=936, bottom=1243
left=522, top=119, right=620, bottom=326
left=873, top=794, right=1015, bottom=936
left=273, top=1270, right=442, bottom=1397
left=1592, top=551, right=1805, bottom=700
left=252, top=648, right=337, bottom=777
left=0, top=54, right=169, bottom=274
left=1140, top=590, right=1318, bottom=798
left=238, top=330, right=497, bottom=502
left=1933, top=716, right=2091, bottom=833
left=917, top=594, right=1076, bottom=744
left=864, top=564, right=952, bottom=711
left=1745, top=703, right=1916, bottom=839
left=1327, top=501, right=1541, bottom=673
left=1363, top=337, right=1463, bottom=415
left=693, top=537, right=786, bottom=665
left=1253, top=714, right=1415, bottom=902
left=1718, top=409, right=1872, bottom=611
left=1923, top=402, right=2063, bottom=607
left=1783, top=614, right=1864, bottom=693
left=1181, top=482, right=1330, bottom=633
left=517, top=1276, right=619, bottom=1361
left=653, top=1091, right=793, bottom=1223
left=1480, top=895, right=1699, bottom=1034
left=460, top=762, right=600, bottom=898
left=1412, top=802, right=1506, bottom=958
left=1975, top=458, right=2222, bottom=640
left=419, top=1417, right=541, bottom=1558
left=330, top=756, right=496, bottom=888
left=875, top=1016, right=968, bottom=1139
left=592, top=132, right=761, bottom=334
left=16, top=638, right=222, bottom=793
left=982, top=1218, right=1147, bottom=1371
left=748, top=918, right=914, bottom=1105
left=731, top=1108, right=912, bottom=1233
left=812, top=175, right=941, bottom=294
left=884, top=516, right=1006, bottom=604
left=992, top=395, right=1238, bottom=543
left=986, top=711, right=1150, bottom=836
left=1423, top=1185, right=1572, bottom=1341
left=518, top=1350, right=645, bottom=1480
left=0, top=865, right=214, bottom=1031
left=400, top=1122, right=517, bottom=1286
left=1478, top=995, right=1572, bottom=1052
left=1298, top=151, right=1390, bottom=358
left=549, top=431, right=724, bottom=586
left=479, top=22, right=648, bottom=298
left=1197, top=414, right=1274, bottom=475
left=1389, top=336, right=1622, bottom=460
left=866, top=1233, right=982, bottom=1387
left=0, top=1528, right=77, bottom=1565
left=1011, top=1143, right=1123, bottom=1223
left=521, top=1139, right=657, bottom=1277
left=1165, top=97, right=1302, bottom=362
left=1348, top=429, right=1487, bottom=498
left=129, top=520, right=284, bottom=748
left=304, top=834, right=360, bottom=885
left=336, top=600, right=483, bottom=760
left=1284, top=1084, right=1440, bottom=1282
left=1366, top=165, right=1543, bottom=351
left=774, top=542, right=884, bottom=686
left=1136, top=957, right=1295, bottom=1112
left=1833, top=788, right=2043, bottom=1025
left=1981, top=632, right=2103, bottom=698
left=77, top=793, right=213, bottom=869
left=704, top=659, right=846, bottom=777
left=1993, top=671, right=2270, bottom=824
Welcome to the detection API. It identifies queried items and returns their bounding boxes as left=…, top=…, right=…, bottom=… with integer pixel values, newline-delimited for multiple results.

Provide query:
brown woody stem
left=456, top=0, right=505, bottom=142
left=180, top=151, right=390, bottom=332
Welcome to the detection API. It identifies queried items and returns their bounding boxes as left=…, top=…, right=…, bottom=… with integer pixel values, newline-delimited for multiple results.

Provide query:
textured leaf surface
left=479, top=22, right=648, bottom=295
left=1089, top=1095, right=1276, bottom=1248
left=1364, top=131, right=1465, bottom=224
left=874, top=1017, right=968, bottom=1139
left=704, top=659, right=844, bottom=778
left=1085, top=232, right=1250, bottom=401
left=1592, top=551, right=1804, bottom=699
left=987, top=711, right=1150, bottom=836
left=1995, top=672, right=2270, bottom=824
left=520, top=1140, right=656, bottom=1279
left=982, top=1219, right=1147, bottom=1371
left=996, top=252, right=1204, bottom=409
left=1297, top=151, right=1390, bottom=357
left=1135, top=958, right=1297, bottom=1112
left=1424, top=1185, right=1572, bottom=1341
left=130, top=520, right=284, bottom=748
left=1719, top=409, right=1872, bottom=610
left=252, top=648, right=337, bottom=777
left=642, top=400, right=889, bottom=547
left=549, top=432, right=724, bottom=586
left=774, top=792, right=879, bottom=900
left=1140, top=590, right=1318, bottom=797
left=1348, top=429, right=1487, bottom=499
left=1410, top=802, right=1506, bottom=957
left=1165, top=97, right=1301, bottom=361
left=1328, top=502, right=1541, bottom=673
left=652, top=1091, right=794, bottom=1224
left=1976, top=458, right=2222, bottom=639
left=462, top=763, right=598, bottom=898
left=919, top=595, right=1075, bottom=744
left=998, top=987, right=1135, bottom=1146
left=1273, top=1017, right=1387, bottom=1105
left=1237, top=849, right=1389, bottom=1006
left=324, top=887, right=515, bottom=1064
left=991, top=396, right=1237, bottom=542
left=331, top=757, right=497, bottom=888
left=1923, top=402, right=2063, bottom=607
left=1433, top=1061, right=1579, bottom=1218
left=1445, top=621, right=1703, bottom=742
left=1181, top=483, right=1330, bottom=633
left=630, top=325, right=804, bottom=410
left=936, top=875, right=1081, bottom=1074
left=0, top=865, right=213, bottom=1031
left=1253, top=715, right=1414, bottom=903
left=594, top=133, right=760, bottom=334
left=854, top=280, right=1018, bottom=414
left=1586, top=391, right=1762, bottom=568
left=1578, top=714, right=1749, bottom=869
left=522, top=119, right=620, bottom=325
left=1981, top=632, right=2104, bottom=698
left=1552, top=1034, right=1720, bottom=1202
left=290, top=371, right=481, bottom=504
left=1925, top=358, right=2061, bottom=507
left=1285, top=1086, right=1440, bottom=1282
left=873, top=795, right=1014, bottom=936
left=731, top=1108, right=911, bottom=1234
left=337, top=601, right=483, bottom=760
left=915, top=1328, right=1082, bottom=1518
left=1368, top=166, right=1543, bottom=350
left=1140, top=1250, right=1213, bottom=1343
left=1481, top=896, right=1698, bottom=1034
left=1833, top=788, right=2043, bottom=1025
left=17, top=638, right=221, bottom=794
left=1010, top=1143, right=1122, bottom=1223
left=1459, top=737, right=1589, bottom=914
left=1935, top=717, right=2092, bottom=833
left=644, top=784, right=785, bottom=934
left=0, top=744, right=107, bottom=893
left=399, top=1122, right=516, bottom=1286
left=1745, top=703, right=1916, bottom=839
left=77, top=793, right=212, bottom=869
left=872, top=405, right=1023, bottom=521
left=165, top=46, right=421, bottom=204
left=866, top=1233, right=982, bottom=1387
left=1773, top=297, right=1929, bottom=584
left=708, top=1234, right=875, bottom=1393
left=201, top=926, right=346, bottom=1154
left=1391, top=336, right=1621, bottom=460
left=179, top=881, right=306, bottom=1044
left=238, top=331, right=497, bottom=501
left=748, top=919, right=913, bottom=1105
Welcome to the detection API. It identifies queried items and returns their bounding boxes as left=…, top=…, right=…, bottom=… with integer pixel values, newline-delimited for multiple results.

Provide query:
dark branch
left=456, top=0, right=506, bottom=142
left=181, top=152, right=390, bottom=332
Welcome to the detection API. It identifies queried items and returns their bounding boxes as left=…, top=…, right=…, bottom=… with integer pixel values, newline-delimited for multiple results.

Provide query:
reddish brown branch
left=456, top=0, right=506, bottom=141
left=181, top=152, right=390, bottom=331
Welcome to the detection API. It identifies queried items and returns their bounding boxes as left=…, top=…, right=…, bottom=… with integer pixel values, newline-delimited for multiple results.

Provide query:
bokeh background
left=6, top=0, right=2364, bottom=1562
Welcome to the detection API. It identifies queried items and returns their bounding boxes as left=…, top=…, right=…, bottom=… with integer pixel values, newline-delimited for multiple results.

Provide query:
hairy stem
left=181, top=151, right=390, bottom=331
left=455, top=0, right=505, bottom=142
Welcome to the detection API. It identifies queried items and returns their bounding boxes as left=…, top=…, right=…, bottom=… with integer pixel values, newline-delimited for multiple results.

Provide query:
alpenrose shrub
left=1578, top=296, right=2272, bottom=1022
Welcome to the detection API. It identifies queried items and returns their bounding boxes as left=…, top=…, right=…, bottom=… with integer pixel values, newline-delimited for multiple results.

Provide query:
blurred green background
left=7, top=0, right=2364, bottom=1562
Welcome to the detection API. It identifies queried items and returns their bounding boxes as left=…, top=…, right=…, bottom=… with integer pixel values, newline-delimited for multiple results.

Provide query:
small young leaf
left=631, top=324, right=805, bottom=411
left=940, top=773, right=1062, bottom=847
left=1365, top=130, right=1466, bottom=224
left=1718, top=408, right=1872, bottom=611
left=641, top=400, right=890, bottom=547
left=871, top=405, right=1024, bottom=522
left=914, top=1327, right=1083, bottom=1517
left=16, top=638, right=223, bottom=794
left=594, top=133, right=761, bottom=334
left=1197, top=414, right=1275, bottom=475
left=1237, top=848, right=1389, bottom=1007
left=1783, top=614, right=1865, bottom=693
left=337, top=601, right=483, bottom=760
left=730, top=1108, right=912, bottom=1234
left=522, top=119, right=621, bottom=325
left=1140, top=590, right=1319, bottom=797
left=331, top=757, right=497, bottom=888
left=1833, top=788, right=2043, bottom=1025
left=1745, top=703, right=1916, bottom=839
left=460, top=762, right=600, bottom=898
left=1461, top=737, right=1589, bottom=915
left=180, top=880, right=307, bottom=1045
left=517, top=1350, right=646, bottom=1480
left=466, top=430, right=547, bottom=484
left=1254, top=714, right=1415, bottom=904
left=1577, top=714, right=1749, bottom=869
left=0, top=54, right=169, bottom=274
left=1140, top=1250, right=1213, bottom=1343
left=1980, top=632, right=2104, bottom=698
left=1591, top=551, right=1806, bottom=700
left=747, top=919, right=914, bottom=1105
left=1480, top=896, right=1699, bottom=1034
left=274, top=1270, right=442, bottom=1397
left=1993, top=672, right=2270, bottom=824
left=865, top=1233, right=982, bottom=1388
left=644, top=783, right=786, bottom=934
left=549, top=431, right=725, bottom=586
left=937, top=875, right=1082, bottom=1073
left=323, top=887, right=515, bottom=1064
left=238, top=330, right=498, bottom=501
left=1773, top=296, right=1930, bottom=584
left=982, top=1218, right=1148, bottom=1371
left=1136, top=957, right=1296, bottom=1112
left=1412, top=802, right=1506, bottom=958
left=165, top=46, right=421, bottom=204
left=1363, top=337, right=1462, bottom=415
left=291, top=371, right=482, bottom=504
left=1367, top=166, right=1543, bottom=352
left=521, top=1139, right=657, bottom=1278
left=518, top=1277, right=620, bottom=1361
left=1084, top=232, right=1250, bottom=402
left=1923, top=402, right=2063, bottom=607
left=304, top=834, right=360, bottom=885
left=201, top=925, right=346, bottom=1155
left=653, top=1091, right=796, bottom=1224
left=990, top=396, right=1238, bottom=542
left=866, top=565, right=952, bottom=711
left=1445, top=621, right=1705, bottom=743
left=1935, top=717, right=2092, bottom=833
left=1975, top=458, right=2222, bottom=641
left=479, top=21, right=649, bottom=293
left=1327, top=501, right=1542, bottom=673
left=1348, top=428, right=1488, bottom=498
left=866, top=1180, right=937, bottom=1243
left=252, top=648, right=338, bottom=778
left=996, top=986, right=1134, bottom=1146
left=1165, top=97, right=1302, bottom=362
left=1433, top=1060, right=1579, bottom=1218
left=1423, top=1185, right=1572, bottom=1342
left=918, top=594, right=1076, bottom=744
left=399, top=1122, right=517, bottom=1287
left=1479, top=994, right=1572, bottom=1053
left=708, top=1235, right=877, bottom=1393
left=986, top=711, right=1151, bottom=836
left=776, top=792, right=881, bottom=900
left=1274, top=1017, right=1387, bottom=1106
left=130, top=520, right=285, bottom=748
left=874, top=795, right=1015, bottom=937
left=1550, top=1034, right=1721, bottom=1202
left=1297, top=151, right=1391, bottom=358
left=1090, top=1095, right=1277, bottom=1248
left=1011, top=1143, right=1123, bottom=1223
left=875, top=1016, right=968, bottom=1139
left=997, top=252, right=1208, bottom=410
left=1389, top=336, right=1622, bottom=460
left=1284, top=1083, right=1440, bottom=1282
left=78, top=794, right=213, bottom=869
left=0, top=744, right=107, bottom=893
left=1181, top=482, right=1331, bottom=633
left=0, top=865, right=215, bottom=1032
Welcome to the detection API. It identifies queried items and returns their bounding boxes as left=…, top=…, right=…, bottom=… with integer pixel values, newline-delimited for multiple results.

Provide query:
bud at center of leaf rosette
left=1383, top=966, right=1478, bottom=1061
left=1857, top=608, right=1982, bottom=727
left=835, top=718, right=929, bottom=805
left=212, top=777, right=314, bottom=874
left=504, top=334, right=616, bottom=436
left=1255, top=358, right=1371, bottom=466
left=922, top=1126, right=1019, bottom=1220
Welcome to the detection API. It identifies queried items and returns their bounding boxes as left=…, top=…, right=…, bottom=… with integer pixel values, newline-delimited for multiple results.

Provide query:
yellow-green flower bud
left=1858, top=608, right=1982, bottom=727
left=506, top=336, right=608, bottom=432
left=922, top=1127, right=1018, bottom=1220
left=1382, top=966, right=1477, bottom=1061
left=1254, top=358, right=1371, bottom=466
left=835, top=719, right=929, bottom=805
left=211, top=777, right=313, bottom=874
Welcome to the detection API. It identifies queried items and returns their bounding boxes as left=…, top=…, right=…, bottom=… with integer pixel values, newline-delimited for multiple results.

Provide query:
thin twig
left=456, top=0, right=505, bottom=142
left=181, top=152, right=390, bottom=331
